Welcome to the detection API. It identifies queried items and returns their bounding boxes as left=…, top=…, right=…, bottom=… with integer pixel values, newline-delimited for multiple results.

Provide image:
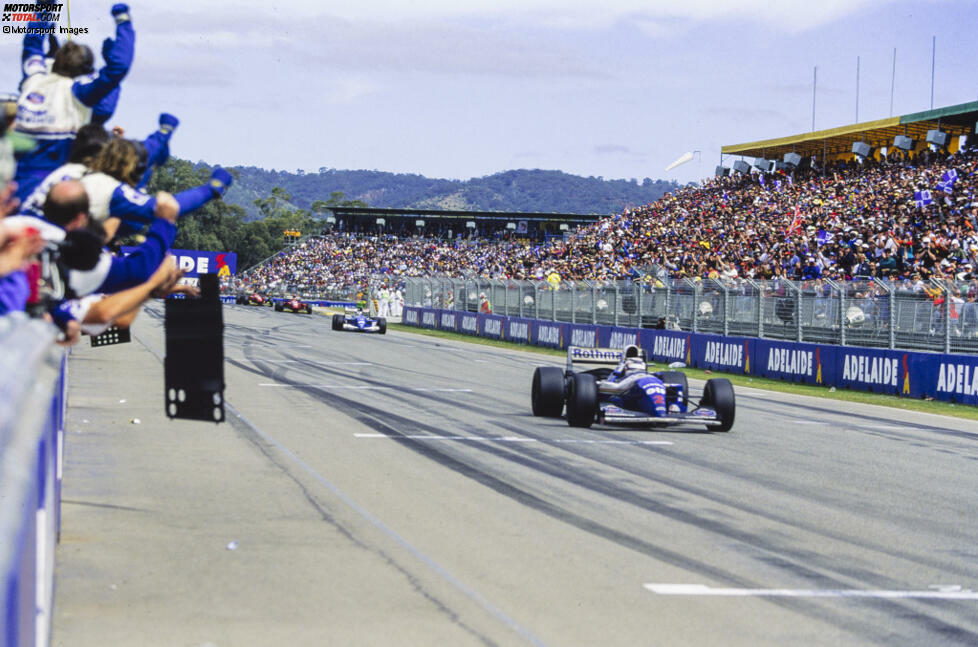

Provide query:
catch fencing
left=403, top=275, right=978, bottom=355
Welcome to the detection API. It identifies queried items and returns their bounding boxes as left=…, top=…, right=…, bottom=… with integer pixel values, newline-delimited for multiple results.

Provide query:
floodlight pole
left=811, top=66, right=817, bottom=132
left=889, top=48, right=896, bottom=117
left=930, top=36, right=936, bottom=110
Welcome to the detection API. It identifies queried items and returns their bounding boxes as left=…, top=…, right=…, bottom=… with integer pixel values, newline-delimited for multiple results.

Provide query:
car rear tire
left=377, top=317, right=387, bottom=334
left=305, top=305, right=313, bottom=314
left=332, top=314, right=343, bottom=331
left=531, top=367, right=564, bottom=417
left=274, top=303, right=283, bottom=312
left=658, top=371, right=689, bottom=409
left=566, top=373, right=598, bottom=428
left=701, top=378, right=735, bottom=432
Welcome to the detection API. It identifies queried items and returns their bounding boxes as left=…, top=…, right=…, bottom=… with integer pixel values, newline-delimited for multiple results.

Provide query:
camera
left=26, top=228, right=105, bottom=322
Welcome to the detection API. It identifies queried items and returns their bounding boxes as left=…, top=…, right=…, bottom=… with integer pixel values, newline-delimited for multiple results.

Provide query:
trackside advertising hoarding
left=120, top=247, right=238, bottom=278
left=400, top=307, right=978, bottom=406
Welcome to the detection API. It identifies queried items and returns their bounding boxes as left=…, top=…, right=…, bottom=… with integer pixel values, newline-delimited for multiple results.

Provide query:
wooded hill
left=214, top=165, right=679, bottom=219
left=145, top=158, right=679, bottom=270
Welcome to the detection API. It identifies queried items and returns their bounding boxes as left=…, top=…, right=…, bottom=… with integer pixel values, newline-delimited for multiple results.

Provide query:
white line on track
left=354, top=433, right=673, bottom=446
left=787, top=420, right=822, bottom=425
left=233, top=360, right=372, bottom=365
left=643, top=583, right=978, bottom=599
left=259, top=384, right=472, bottom=392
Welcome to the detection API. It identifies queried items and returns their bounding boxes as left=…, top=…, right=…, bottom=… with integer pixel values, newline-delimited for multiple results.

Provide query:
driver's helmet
left=623, top=357, right=646, bottom=374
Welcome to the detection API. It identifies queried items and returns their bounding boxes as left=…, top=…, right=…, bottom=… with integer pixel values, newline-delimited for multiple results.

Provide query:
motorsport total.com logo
left=2, top=4, right=87, bottom=36
left=3, top=3, right=60, bottom=22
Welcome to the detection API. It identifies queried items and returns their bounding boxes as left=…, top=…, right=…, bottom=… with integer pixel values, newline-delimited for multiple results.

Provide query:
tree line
left=145, top=158, right=364, bottom=270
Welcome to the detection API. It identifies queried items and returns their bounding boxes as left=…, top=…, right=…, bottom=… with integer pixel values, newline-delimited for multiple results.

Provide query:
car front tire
left=701, top=378, right=735, bottom=432
left=566, top=373, right=598, bottom=428
left=531, top=366, right=565, bottom=417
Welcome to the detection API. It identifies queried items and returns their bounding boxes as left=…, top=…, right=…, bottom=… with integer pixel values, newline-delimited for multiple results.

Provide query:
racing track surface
left=54, top=303, right=978, bottom=646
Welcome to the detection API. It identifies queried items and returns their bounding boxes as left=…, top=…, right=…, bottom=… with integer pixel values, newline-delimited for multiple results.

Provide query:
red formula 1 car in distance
left=236, top=292, right=272, bottom=306
left=275, top=296, right=313, bottom=314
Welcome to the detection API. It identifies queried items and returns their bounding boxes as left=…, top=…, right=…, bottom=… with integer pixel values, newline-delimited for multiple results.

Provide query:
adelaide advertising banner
left=401, top=306, right=978, bottom=406
left=120, top=247, right=238, bottom=278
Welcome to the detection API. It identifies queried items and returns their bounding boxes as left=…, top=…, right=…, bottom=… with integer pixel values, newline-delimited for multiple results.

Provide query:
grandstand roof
left=721, top=100, right=978, bottom=161
left=326, top=206, right=604, bottom=224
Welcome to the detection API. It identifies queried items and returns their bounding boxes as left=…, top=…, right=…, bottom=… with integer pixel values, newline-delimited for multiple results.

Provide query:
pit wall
left=402, top=306, right=978, bottom=406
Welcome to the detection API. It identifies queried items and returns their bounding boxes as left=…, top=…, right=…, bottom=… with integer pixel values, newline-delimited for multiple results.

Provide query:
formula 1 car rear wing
left=567, top=346, right=650, bottom=371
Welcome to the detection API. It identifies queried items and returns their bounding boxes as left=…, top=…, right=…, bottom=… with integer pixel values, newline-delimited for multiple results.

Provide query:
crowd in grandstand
left=243, top=146, right=978, bottom=306
left=0, top=4, right=233, bottom=344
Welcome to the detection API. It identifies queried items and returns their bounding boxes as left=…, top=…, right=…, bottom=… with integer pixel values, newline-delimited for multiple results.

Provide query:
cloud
left=326, top=77, right=381, bottom=104
left=594, top=144, right=636, bottom=155
left=136, top=9, right=607, bottom=79
left=149, top=0, right=889, bottom=33
left=129, top=58, right=237, bottom=88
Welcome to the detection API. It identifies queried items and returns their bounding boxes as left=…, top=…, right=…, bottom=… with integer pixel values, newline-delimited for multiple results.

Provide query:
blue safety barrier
left=1, top=316, right=64, bottom=647
left=402, top=306, right=978, bottom=406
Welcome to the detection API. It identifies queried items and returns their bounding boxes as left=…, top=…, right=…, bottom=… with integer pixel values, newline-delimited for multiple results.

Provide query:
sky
left=2, top=0, right=977, bottom=186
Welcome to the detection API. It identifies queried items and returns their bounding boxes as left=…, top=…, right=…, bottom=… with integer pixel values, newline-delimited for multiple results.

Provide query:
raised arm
left=72, top=5, right=134, bottom=109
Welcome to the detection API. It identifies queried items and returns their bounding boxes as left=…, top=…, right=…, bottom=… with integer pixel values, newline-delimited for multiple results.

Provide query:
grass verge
left=389, top=323, right=978, bottom=422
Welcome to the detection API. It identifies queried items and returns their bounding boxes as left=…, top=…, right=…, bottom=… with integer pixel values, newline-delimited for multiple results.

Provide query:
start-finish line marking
left=355, top=434, right=673, bottom=446
left=643, top=583, right=978, bottom=600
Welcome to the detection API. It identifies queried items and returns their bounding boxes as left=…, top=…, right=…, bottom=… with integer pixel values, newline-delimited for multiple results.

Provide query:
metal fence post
left=636, top=284, right=643, bottom=328
left=839, top=284, right=847, bottom=346
left=591, top=282, right=597, bottom=325
left=794, top=284, right=803, bottom=343
left=570, top=282, right=576, bottom=324
left=534, top=283, right=540, bottom=320
left=888, top=282, right=896, bottom=350
left=614, top=283, right=620, bottom=327
left=664, top=282, right=672, bottom=328
left=552, top=283, right=558, bottom=322
left=944, top=285, right=952, bottom=354
left=757, top=282, right=764, bottom=338
left=714, top=279, right=730, bottom=337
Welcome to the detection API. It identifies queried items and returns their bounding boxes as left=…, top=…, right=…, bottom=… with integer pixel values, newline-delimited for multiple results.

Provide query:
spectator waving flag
left=784, top=205, right=803, bottom=237
left=913, top=190, right=933, bottom=209
left=816, top=229, right=834, bottom=246
left=938, top=169, right=959, bottom=194
left=775, top=180, right=783, bottom=192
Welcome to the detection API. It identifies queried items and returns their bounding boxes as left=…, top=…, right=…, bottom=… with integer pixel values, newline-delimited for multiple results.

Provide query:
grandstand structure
left=720, top=100, right=978, bottom=169
left=324, top=206, right=604, bottom=240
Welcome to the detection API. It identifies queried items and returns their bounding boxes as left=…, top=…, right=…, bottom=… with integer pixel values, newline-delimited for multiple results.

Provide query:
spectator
left=479, top=292, right=492, bottom=314
left=13, top=3, right=135, bottom=200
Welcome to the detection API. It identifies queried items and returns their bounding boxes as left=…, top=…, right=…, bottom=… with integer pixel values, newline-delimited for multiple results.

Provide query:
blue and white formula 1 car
left=531, top=345, right=735, bottom=431
left=331, top=309, right=387, bottom=334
